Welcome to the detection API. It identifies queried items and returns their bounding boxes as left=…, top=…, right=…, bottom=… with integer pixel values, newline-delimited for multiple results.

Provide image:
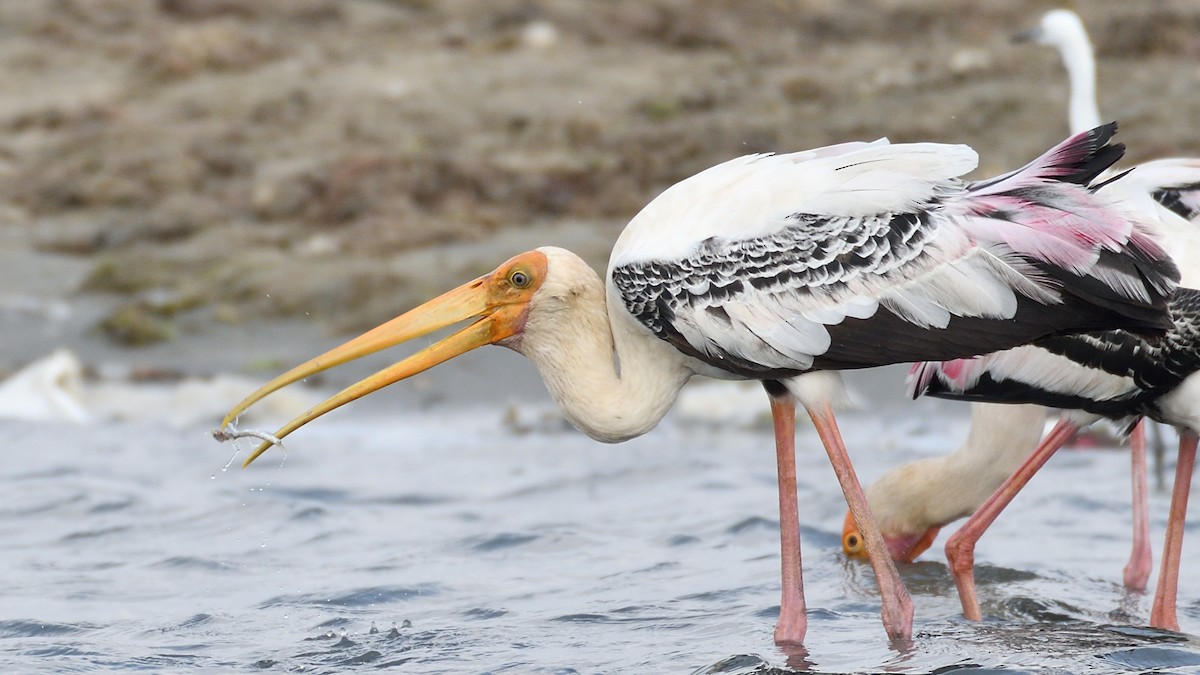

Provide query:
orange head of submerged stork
left=842, top=512, right=940, bottom=564
left=221, top=249, right=552, bottom=466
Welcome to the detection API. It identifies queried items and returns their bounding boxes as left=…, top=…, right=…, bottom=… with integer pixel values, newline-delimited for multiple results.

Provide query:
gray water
left=2, top=361, right=1199, bottom=674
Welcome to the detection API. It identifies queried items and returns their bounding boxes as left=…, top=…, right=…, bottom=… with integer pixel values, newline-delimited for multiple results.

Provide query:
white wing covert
left=610, top=125, right=1178, bottom=378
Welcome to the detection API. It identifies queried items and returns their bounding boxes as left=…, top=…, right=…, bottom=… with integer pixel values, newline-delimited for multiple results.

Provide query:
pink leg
left=805, top=402, right=913, bottom=645
left=1124, top=420, right=1152, bottom=592
left=945, top=417, right=1079, bottom=620
left=1150, top=432, right=1197, bottom=631
left=768, top=393, right=807, bottom=647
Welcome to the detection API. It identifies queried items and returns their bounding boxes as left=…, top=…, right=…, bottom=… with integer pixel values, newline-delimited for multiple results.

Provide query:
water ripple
left=89, top=498, right=137, bottom=514
left=272, top=487, right=353, bottom=502
left=694, top=653, right=772, bottom=674
left=372, top=493, right=453, bottom=506
left=551, top=613, right=611, bottom=623
left=22, top=645, right=100, bottom=658
left=289, top=506, right=326, bottom=520
left=462, top=608, right=507, bottom=620
left=466, top=532, right=539, bottom=552
left=262, top=585, right=440, bottom=608
left=151, top=556, right=236, bottom=572
left=679, top=587, right=754, bottom=603
left=996, top=596, right=1080, bottom=623
left=255, top=625, right=456, bottom=672
left=60, top=525, right=132, bottom=542
left=1101, top=645, right=1200, bottom=669
left=726, top=516, right=776, bottom=535
left=0, top=620, right=92, bottom=638
left=0, top=493, right=87, bottom=517
left=153, top=614, right=215, bottom=634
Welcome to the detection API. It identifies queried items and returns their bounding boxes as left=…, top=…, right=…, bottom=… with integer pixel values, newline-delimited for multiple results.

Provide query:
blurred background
left=2, top=0, right=1199, bottom=381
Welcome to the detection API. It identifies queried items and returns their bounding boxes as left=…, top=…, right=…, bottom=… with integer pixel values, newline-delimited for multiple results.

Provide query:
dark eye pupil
left=512, top=272, right=527, bottom=286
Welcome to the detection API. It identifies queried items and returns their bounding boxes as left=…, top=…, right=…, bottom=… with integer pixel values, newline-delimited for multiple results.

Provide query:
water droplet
left=401, top=619, right=412, bottom=628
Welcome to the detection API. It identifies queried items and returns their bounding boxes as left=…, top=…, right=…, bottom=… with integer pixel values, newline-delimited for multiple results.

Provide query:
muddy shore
left=2, top=0, right=1199, bottom=374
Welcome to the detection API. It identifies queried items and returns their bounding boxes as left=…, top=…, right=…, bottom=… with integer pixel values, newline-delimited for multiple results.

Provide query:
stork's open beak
left=221, top=250, right=548, bottom=467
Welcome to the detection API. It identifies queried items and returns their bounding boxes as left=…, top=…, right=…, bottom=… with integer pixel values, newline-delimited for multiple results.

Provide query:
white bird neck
left=1047, top=15, right=1101, bottom=133
left=868, top=403, right=1046, bottom=534
left=512, top=249, right=693, bottom=443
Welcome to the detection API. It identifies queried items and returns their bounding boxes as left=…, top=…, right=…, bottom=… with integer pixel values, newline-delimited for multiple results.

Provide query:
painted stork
left=840, top=402, right=1046, bottom=562
left=220, top=124, right=1177, bottom=647
left=908, top=286, right=1200, bottom=631
left=844, top=161, right=1200, bottom=596
left=843, top=8, right=1200, bottom=594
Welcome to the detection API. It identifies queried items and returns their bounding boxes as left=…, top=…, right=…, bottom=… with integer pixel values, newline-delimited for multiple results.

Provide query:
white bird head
left=1013, top=9, right=1088, bottom=48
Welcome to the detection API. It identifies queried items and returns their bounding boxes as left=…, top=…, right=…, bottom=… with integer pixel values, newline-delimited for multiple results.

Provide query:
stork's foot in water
left=938, top=418, right=1079, bottom=622
left=1149, top=433, right=1196, bottom=631
left=778, top=642, right=815, bottom=671
left=944, top=532, right=983, bottom=621
left=767, top=390, right=808, bottom=647
left=773, top=616, right=806, bottom=650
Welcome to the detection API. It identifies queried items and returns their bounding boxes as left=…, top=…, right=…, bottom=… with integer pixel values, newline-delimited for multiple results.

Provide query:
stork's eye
left=509, top=269, right=531, bottom=288
left=843, top=531, right=864, bottom=555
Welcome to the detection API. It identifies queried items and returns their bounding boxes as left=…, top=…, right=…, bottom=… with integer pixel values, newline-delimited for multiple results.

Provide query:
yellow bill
left=221, top=250, right=548, bottom=466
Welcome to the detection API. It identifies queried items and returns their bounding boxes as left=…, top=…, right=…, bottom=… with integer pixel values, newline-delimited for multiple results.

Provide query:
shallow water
left=2, top=370, right=1199, bottom=673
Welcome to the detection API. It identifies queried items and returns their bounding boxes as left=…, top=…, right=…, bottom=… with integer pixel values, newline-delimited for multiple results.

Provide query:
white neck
left=512, top=249, right=694, bottom=443
left=1049, top=17, right=1102, bottom=133
left=868, top=403, right=1045, bottom=535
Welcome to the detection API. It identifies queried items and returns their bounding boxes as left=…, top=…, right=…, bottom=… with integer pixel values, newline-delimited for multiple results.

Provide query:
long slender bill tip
left=242, top=441, right=275, bottom=467
left=210, top=424, right=284, bottom=467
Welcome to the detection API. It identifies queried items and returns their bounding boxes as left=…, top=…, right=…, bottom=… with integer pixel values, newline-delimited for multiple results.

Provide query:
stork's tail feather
left=1054, top=247, right=1178, bottom=337
left=969, top=122, right=1123, bottom=193
left=906, top=359, right=978, bottom=400
left=906, top=355, right=1065, bottom=409
left=906, top=362, right=936, bottom=399
left=1067, top=123, right=1125, bottom=186
left=960, top=123, right=1180, bottom=339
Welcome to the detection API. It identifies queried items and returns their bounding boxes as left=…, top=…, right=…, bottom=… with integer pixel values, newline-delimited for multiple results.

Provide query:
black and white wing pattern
left=609, top=124, right=1178, bottom=379
left=1135, top=158, right=1200, bottom=225
left=1101, top=157, right=1200, bottom=289
left=909, top=288, right=1200, bottom=428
